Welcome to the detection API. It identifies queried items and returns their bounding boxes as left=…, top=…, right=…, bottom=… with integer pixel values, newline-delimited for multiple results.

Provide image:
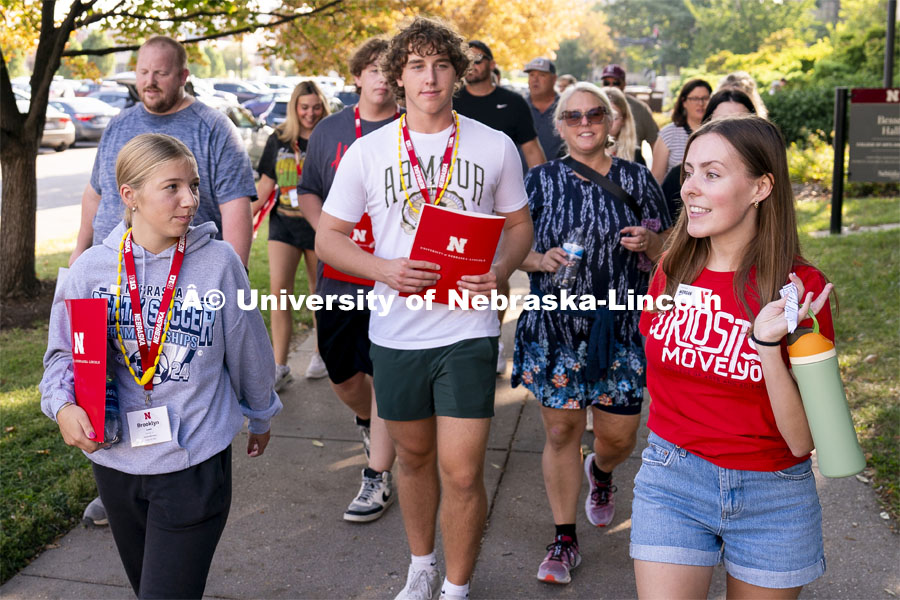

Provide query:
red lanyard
left=354, top=104, right=401, bottom=139
left=400, top=113, right=457, bottom=206
left=123, top=232, right=185, bottom=391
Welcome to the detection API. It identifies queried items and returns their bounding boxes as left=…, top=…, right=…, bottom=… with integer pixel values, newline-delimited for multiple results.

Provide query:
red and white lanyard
left=122, top=232, right=185, bottom=395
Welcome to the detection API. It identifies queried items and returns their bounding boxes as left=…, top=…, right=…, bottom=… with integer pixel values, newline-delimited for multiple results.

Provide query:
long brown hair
left=658, top=116, right=809, bottom=323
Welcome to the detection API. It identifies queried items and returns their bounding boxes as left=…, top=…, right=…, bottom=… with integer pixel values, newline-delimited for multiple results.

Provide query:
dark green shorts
left=370, top=337, right=499, bottom=421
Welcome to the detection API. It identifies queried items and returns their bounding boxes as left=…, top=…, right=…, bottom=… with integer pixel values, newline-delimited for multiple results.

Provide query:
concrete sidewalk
left=2, top=287, right=898, bottom=599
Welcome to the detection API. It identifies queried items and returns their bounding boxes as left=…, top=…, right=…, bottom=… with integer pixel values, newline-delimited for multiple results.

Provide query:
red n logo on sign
left=144, top=412, right=152, bottom=420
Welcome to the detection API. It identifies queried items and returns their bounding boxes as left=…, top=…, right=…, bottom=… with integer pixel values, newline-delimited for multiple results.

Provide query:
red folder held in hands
left=404, top=203, right=506, bottom=305
left=66, top=299, right=108, bottom=441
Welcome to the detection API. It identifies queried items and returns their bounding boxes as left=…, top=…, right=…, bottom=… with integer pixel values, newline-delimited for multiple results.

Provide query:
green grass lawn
left=1, top=199, right=898, bottom=582
left=801, top=228, right=900, bottom=516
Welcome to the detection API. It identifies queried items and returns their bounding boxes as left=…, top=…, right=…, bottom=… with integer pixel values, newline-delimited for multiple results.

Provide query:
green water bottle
left=787, top=312, right=866, bottom=478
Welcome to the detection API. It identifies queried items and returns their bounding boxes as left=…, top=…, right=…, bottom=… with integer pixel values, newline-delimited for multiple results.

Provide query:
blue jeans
left=630, top=432, right=825, bottom=589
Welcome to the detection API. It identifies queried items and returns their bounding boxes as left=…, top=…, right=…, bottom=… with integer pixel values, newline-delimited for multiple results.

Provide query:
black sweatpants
left=92, top=446, right=232, bottom=599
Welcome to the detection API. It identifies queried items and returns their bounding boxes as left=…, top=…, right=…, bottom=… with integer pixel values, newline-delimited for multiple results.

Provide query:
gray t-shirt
left=626, top=94, right=659, bottom=148
left=89, top=101, right=256, bottom=245
left=527, top=94, right=564, bottom=160
left=298, top=105, right=397, bottom=296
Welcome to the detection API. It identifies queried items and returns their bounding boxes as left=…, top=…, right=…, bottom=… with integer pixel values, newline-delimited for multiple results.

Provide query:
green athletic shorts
left=370, top=337, right=499, bottom=421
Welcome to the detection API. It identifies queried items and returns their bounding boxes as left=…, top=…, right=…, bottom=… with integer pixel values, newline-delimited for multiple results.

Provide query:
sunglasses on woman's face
left=559, top=107, right=607, bottom=126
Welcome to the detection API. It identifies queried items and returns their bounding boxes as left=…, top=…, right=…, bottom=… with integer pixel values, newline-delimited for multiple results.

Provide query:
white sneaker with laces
left=395, top=564, right=441, bottom=600
left=274, top=364, right=292, bottom=392
left=344, top=470, right=394, bottom=522
left=305, top=351, right=328, bottom=379
left=496, top=341, right=506, bottom=374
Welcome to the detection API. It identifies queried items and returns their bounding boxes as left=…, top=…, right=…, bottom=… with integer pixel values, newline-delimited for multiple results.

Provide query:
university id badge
left=126, top=405, right=172, bottom=447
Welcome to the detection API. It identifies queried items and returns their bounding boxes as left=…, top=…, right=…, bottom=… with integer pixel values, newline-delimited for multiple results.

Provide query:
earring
left=753, top=200, right=760, bottom=209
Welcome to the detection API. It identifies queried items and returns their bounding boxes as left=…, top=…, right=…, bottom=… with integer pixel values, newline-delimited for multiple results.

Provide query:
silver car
left=49, top=97, right=119, bottom=143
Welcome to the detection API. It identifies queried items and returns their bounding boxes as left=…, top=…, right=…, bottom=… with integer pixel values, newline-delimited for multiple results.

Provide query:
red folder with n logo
left=65, top=298, right=108, bottom=441
left=322, top=213, right=376, bottom=286
left=403, top=203, right=506, bottom=305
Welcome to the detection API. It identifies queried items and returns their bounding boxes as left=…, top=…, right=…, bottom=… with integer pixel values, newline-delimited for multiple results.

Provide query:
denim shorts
left=630, top=432, right=825, bottom=589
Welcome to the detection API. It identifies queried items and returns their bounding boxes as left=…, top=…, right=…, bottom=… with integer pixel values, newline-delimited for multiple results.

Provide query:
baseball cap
left=524, top=57, right=556, bottom=74
left=601, top=64, right=626, bottom=82
left=468, top=40, right=493, bottom=61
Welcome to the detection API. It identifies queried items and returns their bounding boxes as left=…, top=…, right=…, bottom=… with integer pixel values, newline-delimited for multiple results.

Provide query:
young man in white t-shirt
left=316, top=17, right=532, bottom=600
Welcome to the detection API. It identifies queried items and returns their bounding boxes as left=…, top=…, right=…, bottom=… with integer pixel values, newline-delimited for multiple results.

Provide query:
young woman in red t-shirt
left=632, top=116, right=834, bottom=598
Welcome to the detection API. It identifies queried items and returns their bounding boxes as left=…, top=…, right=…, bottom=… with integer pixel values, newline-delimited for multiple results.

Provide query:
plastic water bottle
left=103, top=376, right=121, bottom=446
left=554, top=228, right=585, bottom=290
left=787, top=314, right=865, bottom=478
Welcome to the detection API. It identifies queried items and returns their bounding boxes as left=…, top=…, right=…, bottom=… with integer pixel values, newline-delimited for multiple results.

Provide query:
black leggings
left=92, top=446, right=232, bottom=599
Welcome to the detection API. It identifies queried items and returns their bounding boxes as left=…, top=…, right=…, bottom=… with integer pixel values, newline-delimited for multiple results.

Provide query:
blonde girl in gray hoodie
left=41, top=133, right=282, bottom=599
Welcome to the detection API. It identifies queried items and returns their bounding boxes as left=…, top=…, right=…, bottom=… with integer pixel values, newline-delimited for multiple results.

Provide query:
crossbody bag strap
left=561, top=155, right=642, bottom=221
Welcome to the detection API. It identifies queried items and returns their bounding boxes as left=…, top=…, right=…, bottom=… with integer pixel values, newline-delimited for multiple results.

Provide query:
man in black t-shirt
left=453, top=40, right=546, bottom=171
left=453, top=40, right=545, bottom=377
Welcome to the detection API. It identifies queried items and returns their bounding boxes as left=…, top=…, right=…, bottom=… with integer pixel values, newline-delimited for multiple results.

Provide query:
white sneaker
left=305, top=352, right=328, bottom=379
left=395, top=564, right=441, bottom=600
left=496, top=341, right=506, bottom=374
left=81, top=496, right=108, bottom=527
left=274, top=364, right=292, bottom=392
left=344, top=469, right=394, bottom=522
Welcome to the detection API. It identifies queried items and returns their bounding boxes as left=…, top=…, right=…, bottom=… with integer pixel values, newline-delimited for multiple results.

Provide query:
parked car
left=49, top=97, right=119, bottom=143
left=87, top=87, right=136, bottom=110
left=17, top=100, right=76, bottom=151
left=262, top=95, right=344, bottom=127
left=336, top=90, right=360, bottom=107
left=212, top=81, right=268, bottom=104
left=218, top=105, right=274, bottom=173
left=190, top=79, right=239, bottom=105
left=241, top=93, right=279, bottom=117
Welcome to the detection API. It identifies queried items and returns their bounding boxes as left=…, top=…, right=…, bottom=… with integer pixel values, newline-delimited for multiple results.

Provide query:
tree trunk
left=0, top=133, right=40, bottom=298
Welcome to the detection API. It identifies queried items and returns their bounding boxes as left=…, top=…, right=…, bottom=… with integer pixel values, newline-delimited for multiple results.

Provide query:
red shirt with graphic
left=639, top=264, right=834, bottom=471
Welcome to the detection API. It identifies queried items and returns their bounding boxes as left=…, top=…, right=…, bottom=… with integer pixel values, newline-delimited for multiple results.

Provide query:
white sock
left=441, top=579, right=469, bottom=598
left=410, top=552, right=437, bottom=572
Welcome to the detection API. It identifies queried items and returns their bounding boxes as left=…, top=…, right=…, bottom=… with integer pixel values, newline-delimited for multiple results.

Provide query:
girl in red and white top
left=632, top=116, right=834, bottom=598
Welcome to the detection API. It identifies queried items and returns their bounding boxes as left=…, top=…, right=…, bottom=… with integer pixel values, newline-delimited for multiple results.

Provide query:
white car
left=17, top=100, right=76, bottom=151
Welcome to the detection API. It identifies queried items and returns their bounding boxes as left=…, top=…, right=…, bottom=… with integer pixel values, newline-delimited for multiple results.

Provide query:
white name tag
left=674, top=283, right=713, bottom=308
left=126, top=405, right=172, bottom=447
left=288, top=188, right=299, bottom=207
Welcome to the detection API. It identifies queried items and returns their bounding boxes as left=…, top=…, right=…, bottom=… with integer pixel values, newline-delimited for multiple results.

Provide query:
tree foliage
left=271, top=0, right=580, bottom=76
left=0, top=0, right=374, bottom=297
left=685, top=0, right=818, bottom=64
left=554, top=6, right=616, bottom=80
left=599, top=0, right=695, bottom=74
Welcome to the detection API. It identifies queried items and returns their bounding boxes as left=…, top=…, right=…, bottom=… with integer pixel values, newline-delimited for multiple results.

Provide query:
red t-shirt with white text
left=639, top=264, right=834, bottom=471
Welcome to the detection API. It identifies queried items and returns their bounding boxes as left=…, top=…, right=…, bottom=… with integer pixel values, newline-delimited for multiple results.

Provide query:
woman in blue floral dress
left=511, top=82, right=671, bottom=586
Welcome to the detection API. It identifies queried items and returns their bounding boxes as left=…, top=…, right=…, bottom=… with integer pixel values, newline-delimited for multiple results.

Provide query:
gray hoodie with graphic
left=41, top=221, right=282, bottom=475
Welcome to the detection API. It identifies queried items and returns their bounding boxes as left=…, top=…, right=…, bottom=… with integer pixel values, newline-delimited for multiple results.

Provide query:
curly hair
left=380, top=16, right=470, bottom=103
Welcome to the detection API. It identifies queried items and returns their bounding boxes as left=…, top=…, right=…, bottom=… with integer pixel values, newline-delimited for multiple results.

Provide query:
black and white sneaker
left=343, top=469, right=394, bottom=522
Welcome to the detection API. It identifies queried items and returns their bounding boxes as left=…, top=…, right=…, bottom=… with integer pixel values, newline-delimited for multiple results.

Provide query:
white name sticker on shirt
left=126, top=405, right=172, bottom=447
left=674, top=283, right=713, bottom=309
left=288, top=188, right=299, bottom=207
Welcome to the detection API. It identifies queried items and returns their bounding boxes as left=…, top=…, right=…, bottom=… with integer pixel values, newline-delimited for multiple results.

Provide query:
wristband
left=750, top=332, right=781, bottom=347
